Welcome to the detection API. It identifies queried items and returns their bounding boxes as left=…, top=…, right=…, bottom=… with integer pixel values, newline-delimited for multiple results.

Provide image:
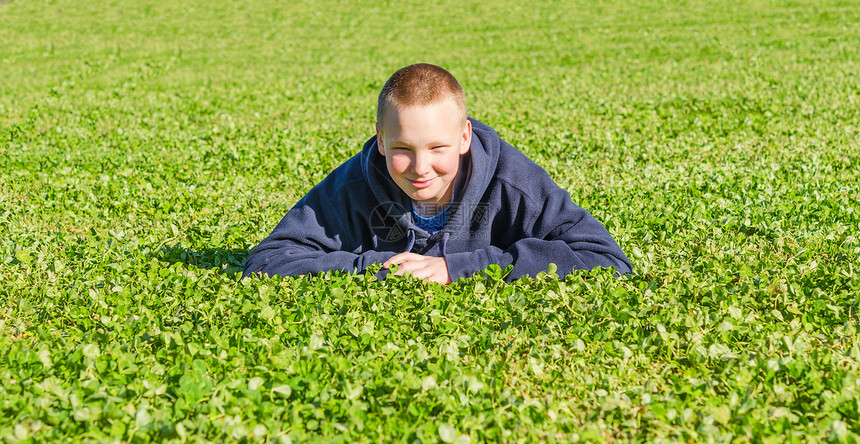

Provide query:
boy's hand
left=383, top=253, right=452, bottom=285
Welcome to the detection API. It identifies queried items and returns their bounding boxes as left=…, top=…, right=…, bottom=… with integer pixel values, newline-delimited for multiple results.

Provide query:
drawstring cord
left=402, top=229, right=449, bottom=256
left=403, top=229, right=415, bottom=252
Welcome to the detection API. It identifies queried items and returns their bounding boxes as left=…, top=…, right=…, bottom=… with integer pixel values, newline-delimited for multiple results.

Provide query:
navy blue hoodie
left=243, top=119, right=632, bottom=281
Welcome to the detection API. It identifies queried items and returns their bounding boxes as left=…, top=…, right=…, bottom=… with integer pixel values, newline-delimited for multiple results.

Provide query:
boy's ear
left=459, top=120, right=472, bottom=155
left=376, top=124, right=385, bottom=156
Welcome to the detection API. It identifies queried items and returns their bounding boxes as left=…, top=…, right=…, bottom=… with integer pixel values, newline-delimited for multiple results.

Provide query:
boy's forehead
left=380, top=100, right=464, bottom=130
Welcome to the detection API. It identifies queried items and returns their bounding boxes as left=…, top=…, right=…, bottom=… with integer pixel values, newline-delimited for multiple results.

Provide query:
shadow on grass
left=155, top=243, right=250, bottom=276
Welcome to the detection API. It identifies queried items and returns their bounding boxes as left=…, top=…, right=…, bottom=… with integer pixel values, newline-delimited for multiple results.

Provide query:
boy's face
left=376, top=100, right=471, bottom=209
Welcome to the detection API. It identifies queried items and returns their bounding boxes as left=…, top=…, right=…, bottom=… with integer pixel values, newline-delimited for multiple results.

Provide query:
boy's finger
left=386, top=259, right=414, bottom=273
left=394, top=259, right=434, bottom=277
left=392, top=262, right=424, bottom=276
left=383, top=253, right=407, bottom=267
left=384, top=252, right=421, bottom=267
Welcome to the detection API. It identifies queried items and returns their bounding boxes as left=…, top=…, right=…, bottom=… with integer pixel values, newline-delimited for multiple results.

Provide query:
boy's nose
left=412, top=153, right=431, bottom=175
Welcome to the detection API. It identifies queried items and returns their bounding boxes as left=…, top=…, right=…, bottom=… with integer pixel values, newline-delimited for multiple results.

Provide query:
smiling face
left=376, top=99, right=471, bottom=213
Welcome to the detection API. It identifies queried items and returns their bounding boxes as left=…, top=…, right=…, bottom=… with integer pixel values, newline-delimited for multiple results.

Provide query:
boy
left=244, top=63, right=631, bottom=283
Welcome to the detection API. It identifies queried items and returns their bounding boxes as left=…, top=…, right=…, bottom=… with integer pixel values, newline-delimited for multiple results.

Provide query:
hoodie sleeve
left=243, top=183, right=397, bottom=279
left=443, top=179, right=632, bottom=282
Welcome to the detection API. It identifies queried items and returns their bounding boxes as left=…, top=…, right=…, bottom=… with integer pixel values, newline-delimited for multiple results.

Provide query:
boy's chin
left=398, top=182, right=449, bottom=204
left=406, top=190, right=440, bottom=203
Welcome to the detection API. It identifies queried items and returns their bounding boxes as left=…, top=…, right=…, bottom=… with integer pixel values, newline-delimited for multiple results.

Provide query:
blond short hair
left=377, top=63, right=467, bottom=126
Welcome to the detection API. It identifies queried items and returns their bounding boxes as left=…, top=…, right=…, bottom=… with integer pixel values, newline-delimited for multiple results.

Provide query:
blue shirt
left=412, top=202, right=451, bottom=235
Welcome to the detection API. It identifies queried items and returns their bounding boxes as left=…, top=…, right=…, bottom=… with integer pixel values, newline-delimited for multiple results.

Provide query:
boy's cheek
left=388, top=156, right=411, bottom=175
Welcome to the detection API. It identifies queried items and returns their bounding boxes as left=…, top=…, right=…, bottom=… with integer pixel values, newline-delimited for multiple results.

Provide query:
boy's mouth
left=409, top=177, right=435, bottom=189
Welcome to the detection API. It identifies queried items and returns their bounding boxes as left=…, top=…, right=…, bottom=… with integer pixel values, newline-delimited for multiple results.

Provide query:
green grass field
left=2, top=0, right=860, bottom=441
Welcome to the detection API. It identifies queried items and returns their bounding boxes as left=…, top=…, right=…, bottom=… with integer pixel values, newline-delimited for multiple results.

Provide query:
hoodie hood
left=361, top=134, right=413, bottom=233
